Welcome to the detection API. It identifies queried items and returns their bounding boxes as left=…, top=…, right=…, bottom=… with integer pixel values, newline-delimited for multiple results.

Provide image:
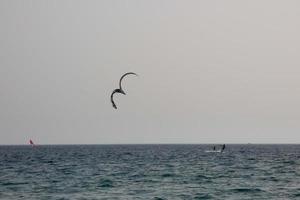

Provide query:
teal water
left=0, top=144, right=299, bottom=199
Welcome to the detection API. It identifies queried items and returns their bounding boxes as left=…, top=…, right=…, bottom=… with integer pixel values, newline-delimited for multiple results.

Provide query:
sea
left=0, top=144, right=299, bottom=200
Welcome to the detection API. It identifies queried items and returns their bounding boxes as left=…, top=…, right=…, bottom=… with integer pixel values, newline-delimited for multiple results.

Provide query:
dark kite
left=110, top=72, right=138, bottom=109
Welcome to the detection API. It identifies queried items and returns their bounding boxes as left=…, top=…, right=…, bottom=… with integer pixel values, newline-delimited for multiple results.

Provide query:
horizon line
left=0, top=143, right=299, bottom=146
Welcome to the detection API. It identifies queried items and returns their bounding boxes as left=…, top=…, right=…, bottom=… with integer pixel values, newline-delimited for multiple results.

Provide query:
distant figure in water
left=213, top=146, right=216, bottom=150
left=221, top=144, right=226, bottom=152
left=29, top=139, right=35, bottom=147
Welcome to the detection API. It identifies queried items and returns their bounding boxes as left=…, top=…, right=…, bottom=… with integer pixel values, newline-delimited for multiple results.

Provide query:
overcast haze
left=1, top=1, right=300, bottom=144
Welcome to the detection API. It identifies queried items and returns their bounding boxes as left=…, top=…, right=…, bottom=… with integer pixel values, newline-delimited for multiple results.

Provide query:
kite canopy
left=110, top=72, right=138, bottom=109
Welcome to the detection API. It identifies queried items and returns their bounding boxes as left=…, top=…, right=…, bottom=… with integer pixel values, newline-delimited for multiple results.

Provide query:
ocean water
left=0, top=144, right=299, bottom=200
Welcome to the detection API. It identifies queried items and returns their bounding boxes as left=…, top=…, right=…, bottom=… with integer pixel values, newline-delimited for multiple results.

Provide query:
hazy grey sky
left=1, top=1, right=300, bottom=144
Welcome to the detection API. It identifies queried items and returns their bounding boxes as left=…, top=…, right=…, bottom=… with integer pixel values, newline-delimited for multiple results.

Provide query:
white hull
left=205, top=150, right=222, bottom=153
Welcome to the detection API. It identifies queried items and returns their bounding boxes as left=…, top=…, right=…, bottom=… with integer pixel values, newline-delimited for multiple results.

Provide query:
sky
left=1, top=1, right=300, bottom=144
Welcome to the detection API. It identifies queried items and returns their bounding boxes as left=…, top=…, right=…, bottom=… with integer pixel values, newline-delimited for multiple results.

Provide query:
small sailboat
left=221, top=144, right=226, bottom=152
left=205, top=144, right=225, bottom=153
left=29, top=139, right=35, bottom=146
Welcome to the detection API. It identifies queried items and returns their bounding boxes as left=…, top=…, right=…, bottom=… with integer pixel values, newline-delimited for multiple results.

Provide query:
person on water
left=221, top=144, right=226, bottom=152
left=213, top=146, right=216, bottom=150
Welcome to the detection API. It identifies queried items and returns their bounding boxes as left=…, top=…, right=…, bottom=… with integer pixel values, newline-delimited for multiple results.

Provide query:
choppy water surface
left=0, top=144, right=299, bottom=199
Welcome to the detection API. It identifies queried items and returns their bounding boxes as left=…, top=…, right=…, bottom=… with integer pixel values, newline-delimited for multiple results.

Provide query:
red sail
left=29, top=139, right=34, bottom=145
